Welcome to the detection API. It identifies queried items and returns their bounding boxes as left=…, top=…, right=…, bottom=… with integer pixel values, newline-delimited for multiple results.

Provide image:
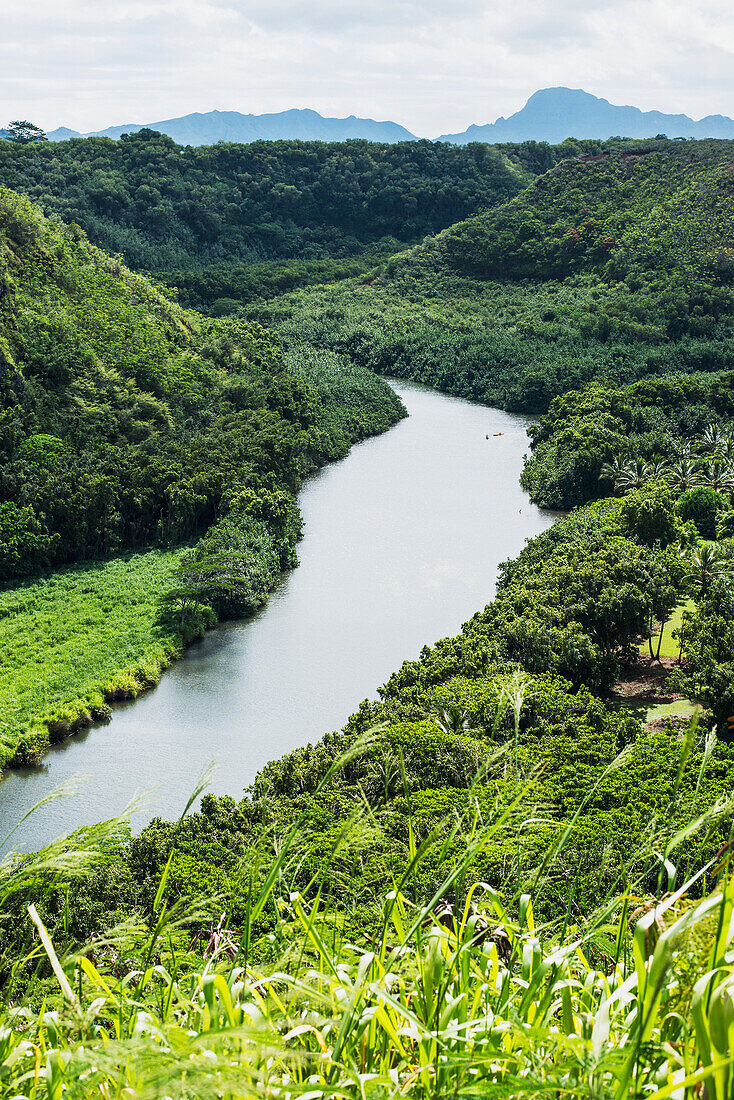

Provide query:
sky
left=2, top=0, right=734, bottom=136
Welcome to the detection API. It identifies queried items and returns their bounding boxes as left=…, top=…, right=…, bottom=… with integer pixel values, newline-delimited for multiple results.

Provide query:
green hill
left=0, top=186, right=402, bottom=580
left=251, top=138, right=734, bottom=413
left=401, top=137, right=734, bottom=308
left=0, top=188, right=403, bottom=764
left=0, top=184, right=303, bottom=579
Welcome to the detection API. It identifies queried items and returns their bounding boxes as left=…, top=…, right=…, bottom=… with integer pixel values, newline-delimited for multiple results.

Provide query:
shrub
left=677, top=486, right=726, bottom=538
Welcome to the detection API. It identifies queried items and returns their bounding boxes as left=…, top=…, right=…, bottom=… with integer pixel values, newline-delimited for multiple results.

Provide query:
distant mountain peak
left=439, top=87, right=734, bottom=144
left=44, top=107, right=417, bottom=146
left=31, top=91, right=734, bottom=149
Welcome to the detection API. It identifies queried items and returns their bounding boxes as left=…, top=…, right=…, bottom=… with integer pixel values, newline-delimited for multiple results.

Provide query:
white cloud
left=0, top=0, right=733, bottom=135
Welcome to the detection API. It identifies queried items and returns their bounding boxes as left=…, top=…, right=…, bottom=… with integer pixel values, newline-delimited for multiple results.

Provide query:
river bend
left=0, top=381, right=554, bottom=851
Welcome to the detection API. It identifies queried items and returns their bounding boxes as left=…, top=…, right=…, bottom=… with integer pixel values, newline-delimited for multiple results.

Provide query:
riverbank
left=0, top=348, right=405, bottom=772
left=0, top=383, right=551, bottom=849
left=0, top=548, right=190, bottom=767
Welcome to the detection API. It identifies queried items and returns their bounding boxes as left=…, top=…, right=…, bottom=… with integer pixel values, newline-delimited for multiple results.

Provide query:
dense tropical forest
left=251, top=137, right=734, bottom=414
left=0, top=186, right=403, bottom=766
left=0, top=129, right=606, bottom=307
left=0, top=131, right=531, bottom=270
left=3, top=133, right=734, bottom=1096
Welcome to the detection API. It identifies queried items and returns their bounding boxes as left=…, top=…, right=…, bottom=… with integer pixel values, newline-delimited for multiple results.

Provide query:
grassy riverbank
left=0, top=354, right=404, bottom=770
left=0, top=187, right=405, bottom=771
left=0, top=549, right=189, bottom=768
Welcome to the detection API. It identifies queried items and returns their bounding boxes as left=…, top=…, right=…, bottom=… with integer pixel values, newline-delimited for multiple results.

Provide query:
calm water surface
left=0, top=381, right=554, bottom=851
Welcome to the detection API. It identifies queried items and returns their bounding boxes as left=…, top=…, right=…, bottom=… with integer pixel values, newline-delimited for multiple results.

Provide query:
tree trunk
left=655, top=618, right=666, bottom=661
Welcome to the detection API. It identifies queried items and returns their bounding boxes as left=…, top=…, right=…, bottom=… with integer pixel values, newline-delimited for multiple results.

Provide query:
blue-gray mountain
left=6, top=89, right=734, bottom=147
left=40, top=108, right=417, bottom=145
left=439, top=87, right=734, bottom=144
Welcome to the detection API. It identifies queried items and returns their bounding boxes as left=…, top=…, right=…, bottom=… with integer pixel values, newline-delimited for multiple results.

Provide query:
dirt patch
left=607, top=654, right=699, bottom=732
left=610, top=654, right=680, bottom=704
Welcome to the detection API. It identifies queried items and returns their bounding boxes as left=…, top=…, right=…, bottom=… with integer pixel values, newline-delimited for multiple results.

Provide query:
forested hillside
left=0, top=131, right=531, bottom=271
left=252, top=137, right=734, bottom=413
left=0, top=187, right=403, bottom=764
left=0, top=186, right=402, bottom=577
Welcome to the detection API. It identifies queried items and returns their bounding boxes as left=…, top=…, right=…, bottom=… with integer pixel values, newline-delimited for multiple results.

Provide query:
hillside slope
left=418, top=137, right=734, bottom=297
left=0, top=187, right=403, bottom=582
left=253, top=137, right=734, bottom=413
left=0, top=187, right=302, bottom=580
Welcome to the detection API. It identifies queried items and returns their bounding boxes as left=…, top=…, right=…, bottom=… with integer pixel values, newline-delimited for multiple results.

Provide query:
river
left=0, top=380, right=554, bottom=852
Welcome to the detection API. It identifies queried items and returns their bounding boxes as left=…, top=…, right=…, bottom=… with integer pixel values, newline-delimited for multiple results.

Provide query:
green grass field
left=645, top=598, right=694, bottom=660
left=0, top=548, right=188, bottom=767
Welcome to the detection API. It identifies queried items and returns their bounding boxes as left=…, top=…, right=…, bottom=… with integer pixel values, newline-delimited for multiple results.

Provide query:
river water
left=0, top=381, right=554, bottom=852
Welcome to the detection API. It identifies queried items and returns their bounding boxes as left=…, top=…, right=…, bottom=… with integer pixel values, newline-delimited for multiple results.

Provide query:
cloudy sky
left=2, top=0, right=734, bottom=135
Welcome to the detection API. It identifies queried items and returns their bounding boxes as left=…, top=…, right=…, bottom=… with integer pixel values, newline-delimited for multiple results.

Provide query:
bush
left=620, top=481, right=682, bottom=546
left=676, top=486, right=726, bottom=538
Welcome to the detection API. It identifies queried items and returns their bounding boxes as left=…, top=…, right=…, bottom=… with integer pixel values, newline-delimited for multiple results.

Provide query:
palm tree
left=599, top=455, right=628, bottom=493
left=614, top=457, right=653, bottom=494
left=714, top=433, right=734, bottom=463
left=676, top=439, right=696, bottom=461
left=697, top=460, right=734, bottom=494
left=681, top=542, right=732, bottom=598
left=699, top=423, right=728, bottom=456
left=645, top=459, right=670, bottom=481
left=433, top=704, right=473, bottom=737
left=665, top=458, right=703, bottom=491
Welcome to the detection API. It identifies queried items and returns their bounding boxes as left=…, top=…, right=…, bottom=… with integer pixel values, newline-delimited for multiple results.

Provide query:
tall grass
left=0, top=549, right=188, bottom=767
left=2, top=710, right=733, bottom=1098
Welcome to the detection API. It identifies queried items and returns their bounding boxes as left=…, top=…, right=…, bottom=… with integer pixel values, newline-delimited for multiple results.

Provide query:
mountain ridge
left=41, top=107, right=417, bottom=145
left=6, top=88, right=734, bottom=148
left=439, top=86, right=734, bottom=143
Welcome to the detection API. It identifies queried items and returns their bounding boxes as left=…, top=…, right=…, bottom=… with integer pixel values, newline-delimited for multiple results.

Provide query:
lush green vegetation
left=0, top=185, right=403, bottom=578
left=2, top=476, right=734, bottom=1094
left=0, top=548, right=192, bottom=767
left=0, top=186, right=299, bottom=576
left=522, top=374, right=734, bottom=509
left=0, top=187, right=403, bottom=765
left=0, top=130, right=617, bottom=315
left=4, top=448, right=732, bottom=1095
left=0, top=130, right=533, bottom=271
left=169, top=249, right=401, bottom=313
left=3, top=751, right=734, bottom=1099
left=248, top=138, right=734, bottom=418
left=6, top=132, right=734, bottom=1096
left=522, top=385, right=734, bottom=729
left=2, top=751, right=734, bottom=1098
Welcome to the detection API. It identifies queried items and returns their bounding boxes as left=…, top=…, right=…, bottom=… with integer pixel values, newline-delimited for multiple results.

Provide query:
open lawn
left=0, top=548, right=188, bottom=768
left=644, top=598, right=695, bottom=660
